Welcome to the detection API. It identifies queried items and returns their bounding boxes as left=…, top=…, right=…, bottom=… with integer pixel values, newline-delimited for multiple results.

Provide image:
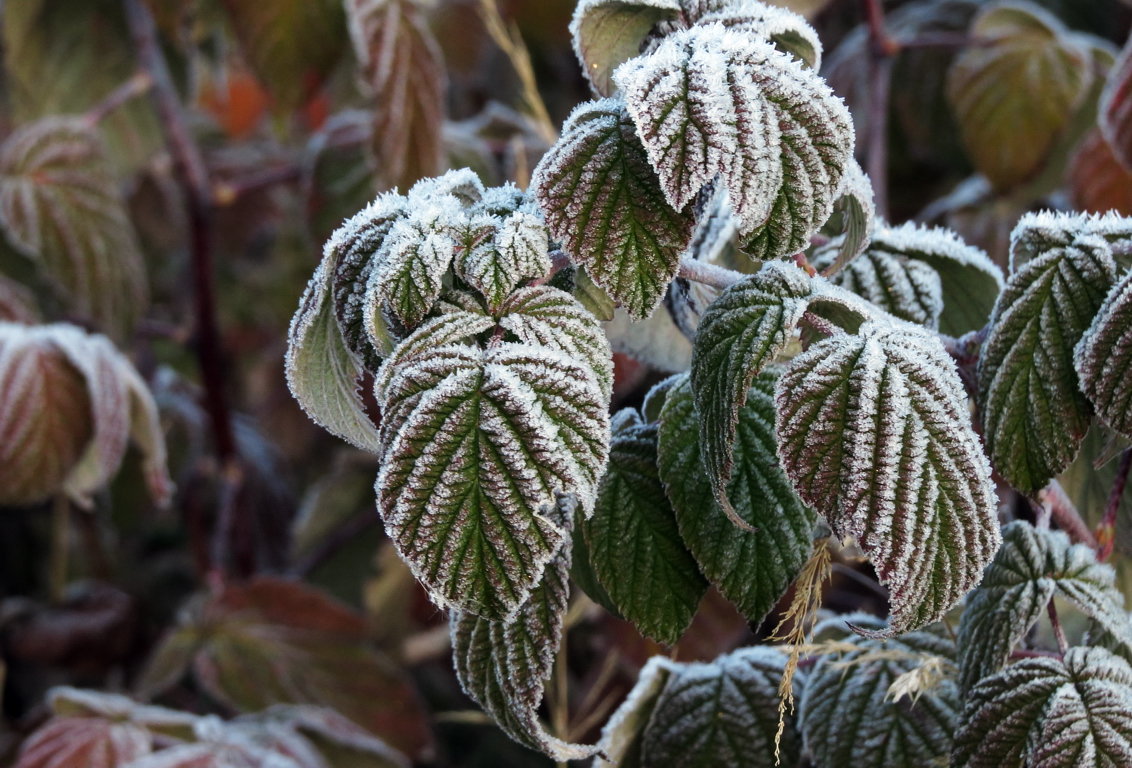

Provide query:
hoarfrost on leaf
left=956, top=521, right=1132, bottom=695
left=776, top=321, right=1001, bottom=633
left=1075, top=269, right=1132, bottom=440
left=952, top=646, right=1132, bottom=768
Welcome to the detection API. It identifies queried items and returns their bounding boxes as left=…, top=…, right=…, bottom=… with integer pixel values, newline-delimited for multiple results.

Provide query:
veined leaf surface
left=1075, top=269, right=1132, bottom=440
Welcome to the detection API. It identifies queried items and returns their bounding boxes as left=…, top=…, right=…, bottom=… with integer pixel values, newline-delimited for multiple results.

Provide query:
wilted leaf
left=946, top=1, right=1096, bottom=191
left=614, top=23, right=853, bottom=259
left=451, top=497, right=596, bottom=761
left=689, top=261, right=814, bottom=515
left=777, top=321, right=1001, bottom=633
left=978, top=215, right=1119, bottom=493
left=952, top=646, right=1132, bottom=767
left=1071, top=130, right=1132, bottom=216
left=1076, top=269, right=1132, bottom=440
left=376, top=339, right=608, bottom=618
left=799, top=614, right=959, bottom=768
left=1101, top=33, right=1132, bottom=172
left=0, top=118, right=148, bottom=339
left=139, top=578, right=432, bottom=759
left=956, top=521, right=1132, bottom=695
left=570, top=0, right=682, bottom=96
left=640, top=646, right=802, bottom=767
left=223, top=0, right=346, bottom=112
left=657, top=373, right=815, bottom=625
left=532, top=99, right=693, bottom=317
left=584, top=410, right=707, bottom=643
left=346, top=0, right=446, bottom=189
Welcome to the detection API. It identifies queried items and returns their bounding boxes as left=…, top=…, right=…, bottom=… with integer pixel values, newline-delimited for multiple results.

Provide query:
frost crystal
left=1076, top=269, right=1132, bottom=439
left=776, top=321, right=1001, bottom=633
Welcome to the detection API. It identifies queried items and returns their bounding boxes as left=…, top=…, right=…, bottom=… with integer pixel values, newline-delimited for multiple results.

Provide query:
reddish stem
left=1097, top=448, right=1132, bottom=562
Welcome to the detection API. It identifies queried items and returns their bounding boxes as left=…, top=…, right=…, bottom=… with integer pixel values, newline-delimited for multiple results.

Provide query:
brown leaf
left=0, top=118, right=148, bottom=339
left=141, top=578, right=433, bottom=760
left=1071, top=129, right=1132, bottom=215
left=222, top=0, right=347, bottom=112
left=1102, top=32, right=1132, bottom=173
left=346, top=0, right=447, bottom=189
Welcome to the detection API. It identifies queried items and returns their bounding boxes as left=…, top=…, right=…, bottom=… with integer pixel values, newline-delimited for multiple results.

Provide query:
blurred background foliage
left=0, top=0, right=1130, bottom=765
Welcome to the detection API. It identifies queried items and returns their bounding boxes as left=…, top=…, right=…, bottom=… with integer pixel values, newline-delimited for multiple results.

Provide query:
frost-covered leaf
left=640, top=646, right=802, bottom=767
left=952, top=646, right=1132, bottom=768
left=457, top=212, right=551, bottom=310
left=687, top=0, right=823, bottom=71
left=498, top=285, right=613, bottom=399
left=613, top=24, right=853, bottom=260
left=1101, top=34, right=1132, bottom=173
left=346, top=0, right=446, bottom=189
left=957, top=521, right=1132, bottom=695
left=570, top=0, right=682, bottom=97
left=776, top=322, right=1000, bottom=633
left=978, top=224, right=1118, bottom=493
left=865, top=221, right=1003, bottom=336
left=657, top=373, right=815, bottom=624
left=0, top=322, right=170, bottom=508
left=798, top=614, right=960, bottom=768
left=690, top=261, right=813, bottom=515
left=946, top=1, right=1096, bottom=192
left=138, top=578, right=432, bottom=759
left=591, top=656, right=679, bottom=767
left=1076, top=269, right=1132, bottom=440
left=225, top=0, right=345, bottom=112
left=254, top=706, right=410, bottom=768
left=815, top=247, right=943, bottom=328
left=330, top=193, right=407, bottom=372
left=286, top=246, right=382, bottom=453
left=819, top=159, right=875, bottom=276
left=584, top=411, right=707, bottom=643
left=120, top=716, right=308, bottom=768
left=373, top=218, right=456, bottom=328
left=451, top=498, right=596, bottom=761
left=532, top=99, right=693, bottom=318
left=0, top=117, right=147, bottom=339
left=377, top=342, right=609, bottom=618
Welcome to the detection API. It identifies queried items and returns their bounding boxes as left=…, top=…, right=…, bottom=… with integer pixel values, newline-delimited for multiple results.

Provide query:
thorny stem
left=1037, top=480, right=1098, bottom=549
left=125, top=0, right=241, bottom=579
left=83, top=71, right=153, bottom=126
left=1047, top=599, right=1069, bottom=656
left=1098, top=448, right=1132, bottom=562
left=860, top=0, right=896, bottom=219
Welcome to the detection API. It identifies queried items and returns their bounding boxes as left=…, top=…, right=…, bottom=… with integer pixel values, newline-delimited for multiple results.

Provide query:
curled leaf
left=1075, top=269, right=1132, bottom=440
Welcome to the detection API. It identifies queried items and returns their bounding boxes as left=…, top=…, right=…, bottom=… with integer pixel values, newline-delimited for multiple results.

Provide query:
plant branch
left=1097, top=447, right=1132, bottom=562
left=676, top=257, right=746, bottom=290
left=1036, top=480, right=1098, bottom=549
left=212, top=164, right=301, bottom=206
left=1047, top=599, right=1069, bottom=656
left=126, top=0, right=241, bottom=579
left=83, top=71, right=153, bottom=126
left=860, top=0, right=896, bottom=219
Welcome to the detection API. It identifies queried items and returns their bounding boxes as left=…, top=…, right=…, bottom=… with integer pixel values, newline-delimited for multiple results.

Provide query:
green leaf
left=957, top=521, right=1132, bottom=695
left=952, top=646, right=1132, bottom=768
left=946, top=1, right=1096, bottom=192
left=816, top=247, right=944, bottom=328
left=376, top=341, right=609, bottom=618
left=457, top=212, right=551, bottom=311
left=0, top=118, right=148, bottom=340
left=451, top=496, right=596, bottom=761
left=613, top=24, right=853, bottom=259
left=1076, top=269, right=1132, bottom=440
left=346, top=0, right=447, bottom=189
left=224, top=0, right=347, bottom=112
left=286, top=247, right=383, bottom=453
left=570, top=0, right=682, bottom=97
left=822, top=220, right=1004, bottom=336
left=584, top=411, right=708, bottom=644
left=531, top=99, right=693, bottom=318
left=689, top=261, right=814, bottom=515
left=978, top=218, right=1119, bottom=494
left=497, top=285, right=613, bottom=399
left=374, top=220, right=456, bottom=328
left=640, top=646, right=803, bottom=767
left=657, top=373, right=816, bottom=624
left=777, top=321, right=1001, bottom=633
left=799, top=614, right=960, bottom=768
